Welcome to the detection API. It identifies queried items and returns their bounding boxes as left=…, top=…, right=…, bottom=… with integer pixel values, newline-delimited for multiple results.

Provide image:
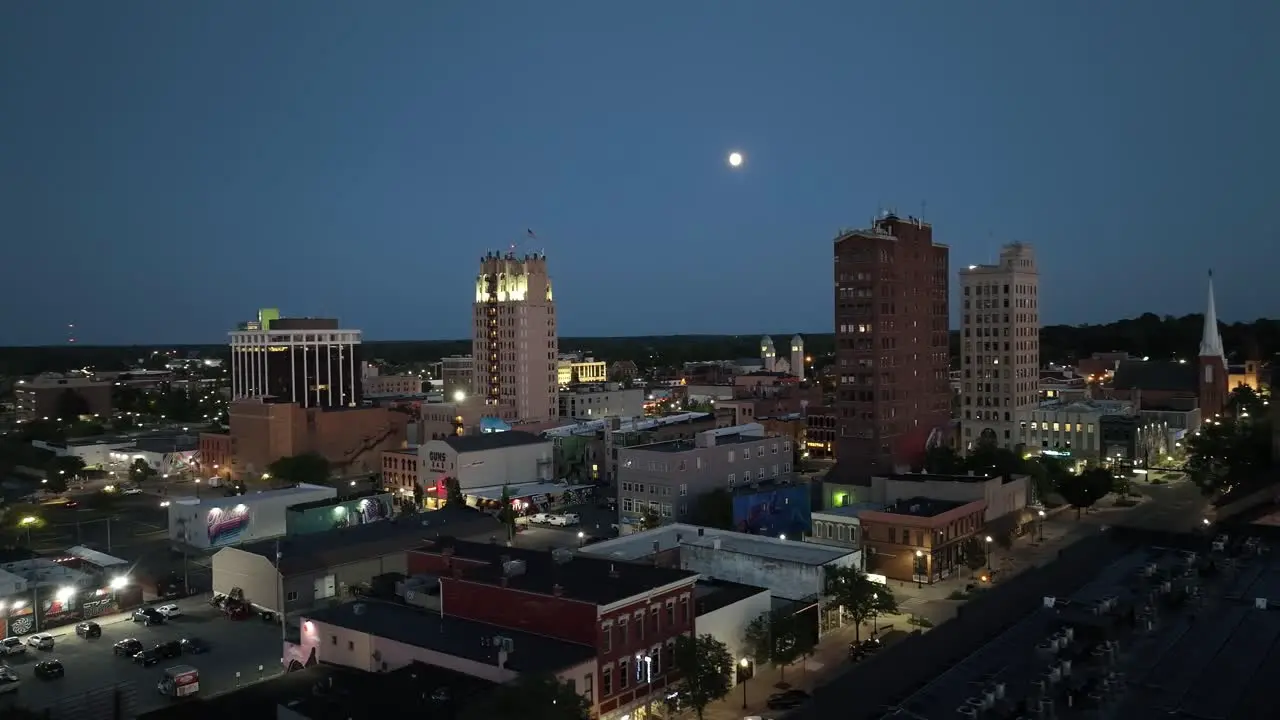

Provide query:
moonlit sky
left=2, top=1, right=1277, bottom=344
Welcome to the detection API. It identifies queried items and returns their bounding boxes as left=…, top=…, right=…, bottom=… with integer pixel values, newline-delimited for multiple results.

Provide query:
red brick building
left=199, top=399, right=410, bottom=485
left=833, top=213, right=950, bottom=474
left=408, top=539, right=699, bottom=719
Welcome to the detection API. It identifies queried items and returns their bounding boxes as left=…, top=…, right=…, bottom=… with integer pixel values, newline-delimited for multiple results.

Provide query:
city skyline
left=3, top=2, right=1277, bottom=345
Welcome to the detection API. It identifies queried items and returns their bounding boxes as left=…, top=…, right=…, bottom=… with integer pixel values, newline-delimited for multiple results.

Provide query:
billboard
left=732, top=484, right=811, bottom=538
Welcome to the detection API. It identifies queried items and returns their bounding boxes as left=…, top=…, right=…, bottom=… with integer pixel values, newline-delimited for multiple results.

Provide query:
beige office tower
left=472, top=251, right=559, bottom=423
left=959, top=243, right=1039, bottom=451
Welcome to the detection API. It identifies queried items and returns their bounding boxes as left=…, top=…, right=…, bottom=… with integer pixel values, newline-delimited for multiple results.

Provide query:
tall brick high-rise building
left=833, top=213, right=950, bottom=473
left=472, top=251, right=559, bottom=423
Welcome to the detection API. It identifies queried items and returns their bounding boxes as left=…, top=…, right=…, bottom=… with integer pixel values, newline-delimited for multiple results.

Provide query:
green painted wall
left=285, top=493, right=394, bottom=536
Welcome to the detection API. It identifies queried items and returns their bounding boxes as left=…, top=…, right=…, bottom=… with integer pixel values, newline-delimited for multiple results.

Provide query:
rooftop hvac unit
left=502, top=559, right=527, bottom=577
left=956, top=706, right=978, bottom=719
left=1256, top=597, right=1269, bottom=610
left=1038, top=698, right=1056, bottom=718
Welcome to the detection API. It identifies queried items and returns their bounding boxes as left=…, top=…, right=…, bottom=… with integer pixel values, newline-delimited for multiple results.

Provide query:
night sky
left=3, top=2, right=1277, bottom=345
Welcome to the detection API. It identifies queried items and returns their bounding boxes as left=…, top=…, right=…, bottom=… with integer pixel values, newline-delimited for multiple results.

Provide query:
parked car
left=766, top=689, right=811, bottom=710
left=76, top=621, right=102, bottom=639
left=528, top=513, right=554, bottom=524
left=180, top=637, right=210, bottom=654
left=154, top=640, right=182, bottom=659
left=114, top=638, right=144, bottom=657
left=133, top=607, right=165, bottom=626
left=26, top=634, right=55, bottom=650
left=134, top=648, right=161, bottom=667
left=0, top=665, right=19, bottom=695
left=0, top=637, right=26, bottom=656
left=122, top=487, right=144, bottom=495
left=156, top=604, right=182, bottom=618
left=33, top=660, right=64, bottom=680
left=548, top=513, right=580, bottom=526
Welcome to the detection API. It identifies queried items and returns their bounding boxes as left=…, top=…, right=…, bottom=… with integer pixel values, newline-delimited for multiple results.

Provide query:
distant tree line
left=4, top=315, right=1280, bottom=377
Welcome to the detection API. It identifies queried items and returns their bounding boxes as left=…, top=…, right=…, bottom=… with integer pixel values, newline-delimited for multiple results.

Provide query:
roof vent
left=352, top=603, right=366, bottom=615
left=609, top=563, right=619, bottom=578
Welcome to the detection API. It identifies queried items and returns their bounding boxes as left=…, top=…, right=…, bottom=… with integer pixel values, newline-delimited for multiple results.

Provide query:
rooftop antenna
left=920, top=200, right=927, bottom=226
left=66, top=322, right=76, bottom=344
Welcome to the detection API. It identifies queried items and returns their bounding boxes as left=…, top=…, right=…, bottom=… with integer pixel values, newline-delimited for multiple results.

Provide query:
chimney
left=609, top=564, right=619, bottom=578
left=552, top=584, right=563, bottom=597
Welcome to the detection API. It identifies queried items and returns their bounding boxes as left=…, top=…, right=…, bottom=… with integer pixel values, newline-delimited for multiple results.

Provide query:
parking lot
left=512, top=503, right=618, bottom=551
left=0, top=597, right=284, bottom=715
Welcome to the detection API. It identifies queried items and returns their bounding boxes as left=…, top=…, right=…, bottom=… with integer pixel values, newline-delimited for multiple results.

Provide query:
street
left=0, top=596, right=284, bottom=716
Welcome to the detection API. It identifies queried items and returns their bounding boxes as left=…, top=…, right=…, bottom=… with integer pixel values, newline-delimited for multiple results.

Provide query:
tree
left=1057, top=467, right=1113, bottom=518
left=1186, top=410, right=1272, bottom=496
left=688, top=488, right=733, bottom=530
left=963, top=536, right=987, bottom=576
left=792, top=441, right=805, bottom=473
left=266, top=452, right=332, bottom=486
left=54, top=388, right=90, bottom=421
left=444, top=477, right=466, bottom=507
left=743, top=613, right=772, bottom=668
left=639, top=507, right=662, bottom=530
left=826, top=566, right=898, bottom=643
left=922, top=445, right=964, bottom=474
left=46, top=455, right=84, bottom=491
left=497, top=485, right=517, bottom=541
left=767, top=609, right=809, bottom=683
left=459, top=674, right=589, bottom=720
left=672, top=633, right=734, bottom=720
left=129, top=458, right=158, bottom=484
left=411, top=482, right=424, bottom=511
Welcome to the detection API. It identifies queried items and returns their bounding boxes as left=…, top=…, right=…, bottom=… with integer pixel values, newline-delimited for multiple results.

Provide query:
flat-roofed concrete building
left=614, top=423, right=795, bottom=530
left=14, top=374, right=113, bottom=421
left=557, top=383, right=644, bottom=420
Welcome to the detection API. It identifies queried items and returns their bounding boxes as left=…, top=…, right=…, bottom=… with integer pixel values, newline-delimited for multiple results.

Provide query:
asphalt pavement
left=0, top=596, right=284, bottom=716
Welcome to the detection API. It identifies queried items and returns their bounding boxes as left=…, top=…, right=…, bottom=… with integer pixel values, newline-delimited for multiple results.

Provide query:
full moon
left=727, top=151, right=744, bottom=168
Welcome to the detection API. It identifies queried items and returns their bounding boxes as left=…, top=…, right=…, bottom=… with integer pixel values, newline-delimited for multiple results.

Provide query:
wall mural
left=208, top=504, right=251, bottom=546
left=331, top=496, right=391, bottom=530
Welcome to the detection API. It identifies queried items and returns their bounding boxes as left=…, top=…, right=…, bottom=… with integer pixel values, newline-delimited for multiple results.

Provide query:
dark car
left=34, top=660, right=65, bottom=680
left=180, top=637, right=210, bottom=654
left=766, top=689, right=811, bottom=710
left=132, top=607, right=165, bottom=626
left=134, top=648, right=161, bottom=667
left=76, top=621, right=102, bottom=639
left=154, top=640, right=182, bottom=659
left=113, top=638, right=144, bottom=657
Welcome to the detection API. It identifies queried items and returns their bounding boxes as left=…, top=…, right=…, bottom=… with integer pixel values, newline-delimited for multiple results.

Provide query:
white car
left=0, top=638, right=25, bottom=656
left=548, top=513, right=580, bottom=527
left=529, top=513, right=554, bottom=524
left=25, top=633, right=54, bottom=650
left=122, top=487, right=144, bottom=495
left=156, top=604, right=182, bottom=618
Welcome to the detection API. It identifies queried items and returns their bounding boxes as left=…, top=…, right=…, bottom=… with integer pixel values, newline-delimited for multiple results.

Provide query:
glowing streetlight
left=739, top=658, right=751, bottom=708
left=985, top=535, right=994, bottom=571
left=19, top=516, right=37, bottom=526
left=110, top=576, right=128, bottom=590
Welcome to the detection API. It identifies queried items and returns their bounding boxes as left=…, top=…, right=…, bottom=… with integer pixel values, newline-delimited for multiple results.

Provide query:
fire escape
left=485, top=272, right=501, bottom=410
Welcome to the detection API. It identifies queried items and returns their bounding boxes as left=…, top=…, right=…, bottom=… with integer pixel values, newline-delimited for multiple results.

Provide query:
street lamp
left=739, top=658, right=750, bottom=708
left=194, top=478, right=201, bottom=498
left=915, top=549, right=924, bottom=588
left=577, top=530, right=586, bottom=547
left=985, top=535, right=994, bottom=571
left=1037, top=510, right=1046, bottom=542
left=109, top=576, right=128, bottom=590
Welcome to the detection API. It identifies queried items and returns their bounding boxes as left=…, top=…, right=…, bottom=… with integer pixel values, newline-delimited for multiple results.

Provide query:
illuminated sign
left=207, top=504, right=250, bottom=546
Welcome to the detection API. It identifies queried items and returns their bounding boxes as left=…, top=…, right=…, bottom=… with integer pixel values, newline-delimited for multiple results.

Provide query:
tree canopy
left=1186, top=387, right=1272, bottom=497
left=672, top=633, right=734, bottom=720
left=742, top=609, right=813, bottom=683
left=826, top=566, right=898, bottom=642
left=444, top=477, right=466, bottom=507
left=924, top=444, right=1057, bottom=507
left=266, top=452, right=333, bottom=486
left=1057, top=467, right=1114, bottom=518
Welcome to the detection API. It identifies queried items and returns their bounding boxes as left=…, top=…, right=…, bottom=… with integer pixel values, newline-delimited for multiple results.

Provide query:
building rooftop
left=285, top=489, right=388, bottom=513
left=1112, top=359, right=1198, bottom=393
left=693, top=579, right=770, bottom=616
left=0, top=557, right=93, bottom=586
left=304, top=600, right=596, bottom=674
left=235, top=507, right=501, bottom=575
left=167, top=482, right=335, bottom=507
left=814, top=502, right=886, bottom=519
left=578, top=524, right=730, bottom=561
left=543, top=411, right=713, bottom=438
left=422, top=538, right=699, bottom=605
left=875, top=496, right=970, bottom=518
left=128, top=435, right=199, bottom=453
left=441, top=430, right=547, bottom=453
left=882, top=472, right=998, bottom=484
left=638, top=423, right=771, bottom=453
left=682, top=532, right=855, bottom=566
left=465, top=481, right=594, bottom=501
left=1035, top=399, right=1134, bottom=415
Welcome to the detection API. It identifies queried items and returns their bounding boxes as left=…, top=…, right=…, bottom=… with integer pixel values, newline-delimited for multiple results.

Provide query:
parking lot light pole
left=985, top=535, right=994, bottom=571
left=740, top=658, right=750, bottom=708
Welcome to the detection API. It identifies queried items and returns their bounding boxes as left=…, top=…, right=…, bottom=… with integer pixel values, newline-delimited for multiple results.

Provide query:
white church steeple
left=1199, top=270, right=1225, bottom=360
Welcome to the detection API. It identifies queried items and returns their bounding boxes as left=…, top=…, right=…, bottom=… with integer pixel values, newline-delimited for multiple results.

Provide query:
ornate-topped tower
left=472, top=252, right=558, bottom=422
left=790, top=335, right=805, bottom=381
left=1198, top=270, right=1228, bottom=418
left=760, top=336, right=777, bottom=372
